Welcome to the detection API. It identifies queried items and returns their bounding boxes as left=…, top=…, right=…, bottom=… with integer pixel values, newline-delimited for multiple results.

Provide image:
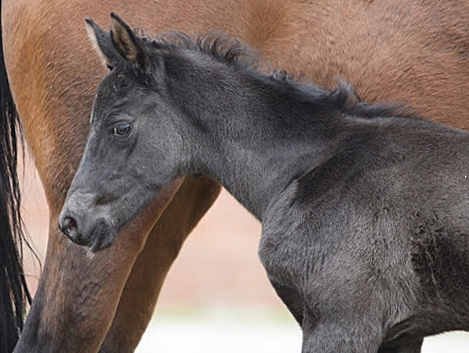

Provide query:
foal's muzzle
left=59, top=200, right=116, bottom=252
left=60, top=216, right=79, bottom=241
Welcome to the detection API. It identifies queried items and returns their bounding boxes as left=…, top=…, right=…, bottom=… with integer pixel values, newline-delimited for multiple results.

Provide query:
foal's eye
left=112, top=123, right=132, bottom=136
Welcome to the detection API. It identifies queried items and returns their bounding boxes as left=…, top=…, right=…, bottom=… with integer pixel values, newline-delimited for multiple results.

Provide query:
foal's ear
left=109, top=13, right=148, bottom=72
left=86, top=18, right=122, bottom=69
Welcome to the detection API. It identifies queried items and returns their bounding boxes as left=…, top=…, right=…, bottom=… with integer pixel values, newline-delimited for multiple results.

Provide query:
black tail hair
left=0, top=1, right=32, bottom=351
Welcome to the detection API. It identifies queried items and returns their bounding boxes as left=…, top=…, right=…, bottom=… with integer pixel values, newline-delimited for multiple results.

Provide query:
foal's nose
left=59, top=216, right=79, bottom=239
left=58, top=213, right=90, bottom=247
left=58, top=208, right=117, bottom=252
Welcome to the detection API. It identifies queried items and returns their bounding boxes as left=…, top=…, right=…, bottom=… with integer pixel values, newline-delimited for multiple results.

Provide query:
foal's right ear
left=86, top=18, right=122, bottom=69
left=109, top=13, right=149, bottom=72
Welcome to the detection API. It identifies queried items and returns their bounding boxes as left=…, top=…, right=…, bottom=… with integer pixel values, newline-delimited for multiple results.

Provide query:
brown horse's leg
left=13, top=177, right=184, bottom=352
left=13, top=176, right=221, bottom=353
left=99, top=176, right=221, bottom=352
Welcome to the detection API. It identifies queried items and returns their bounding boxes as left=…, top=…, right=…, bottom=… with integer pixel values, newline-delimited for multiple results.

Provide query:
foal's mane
left=142, top=32, right=256, bottom=69
left=140, top=32, right=410, bottom=119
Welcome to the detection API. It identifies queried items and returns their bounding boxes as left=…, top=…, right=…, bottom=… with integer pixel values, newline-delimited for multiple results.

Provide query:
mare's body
left=2, top=0, right=469, bottom=352
left=61, top=17, right=469, bottom=353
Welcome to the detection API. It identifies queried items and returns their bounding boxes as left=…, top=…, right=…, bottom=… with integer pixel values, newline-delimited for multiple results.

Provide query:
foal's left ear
left=110, top=13, right=148, bottom=72
left=86, top=18, right=122, bottom=69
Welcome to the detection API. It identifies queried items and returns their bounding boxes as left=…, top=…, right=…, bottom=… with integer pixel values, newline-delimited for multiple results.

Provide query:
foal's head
left=59, top=14, right=236, bottom=251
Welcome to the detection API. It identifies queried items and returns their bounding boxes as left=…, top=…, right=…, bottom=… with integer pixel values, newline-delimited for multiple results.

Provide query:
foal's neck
left=180, top=71, right=343, bottom=220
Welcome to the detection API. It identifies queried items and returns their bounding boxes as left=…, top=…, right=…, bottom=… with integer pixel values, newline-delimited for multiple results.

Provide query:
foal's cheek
left=116, top=177, right=184, bottom=246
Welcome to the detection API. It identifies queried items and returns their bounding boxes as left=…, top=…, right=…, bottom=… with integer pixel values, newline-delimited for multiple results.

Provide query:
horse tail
left=0, top=1, right=32, bottom=351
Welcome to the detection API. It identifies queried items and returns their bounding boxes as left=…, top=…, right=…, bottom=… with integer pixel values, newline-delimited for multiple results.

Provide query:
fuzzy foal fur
left=62, top=15, right=469, bottom=353
left=3, top=0, right=469, bottom=352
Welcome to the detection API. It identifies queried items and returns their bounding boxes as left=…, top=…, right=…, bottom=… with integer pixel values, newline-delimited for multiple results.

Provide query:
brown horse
left=2, top=0, right=469, bottom=352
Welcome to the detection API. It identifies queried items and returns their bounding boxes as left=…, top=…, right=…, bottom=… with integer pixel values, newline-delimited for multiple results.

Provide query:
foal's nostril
left=61, top=217, right=78, bottom=238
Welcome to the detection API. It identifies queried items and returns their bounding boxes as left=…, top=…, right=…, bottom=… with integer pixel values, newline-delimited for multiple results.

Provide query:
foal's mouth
left=59, top=212, right=117, bottom=252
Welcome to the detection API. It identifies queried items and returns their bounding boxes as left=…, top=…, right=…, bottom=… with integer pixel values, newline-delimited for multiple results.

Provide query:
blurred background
left=20, top=154, right=469, bottom=352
